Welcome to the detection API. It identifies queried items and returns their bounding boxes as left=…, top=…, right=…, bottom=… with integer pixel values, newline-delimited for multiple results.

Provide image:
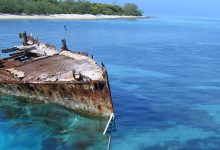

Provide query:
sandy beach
left=0, top=14, right=152, bottom=20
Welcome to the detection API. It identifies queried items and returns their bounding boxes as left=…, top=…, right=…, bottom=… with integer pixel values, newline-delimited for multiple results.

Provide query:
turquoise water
left=1, top=17, right=220, bottom=149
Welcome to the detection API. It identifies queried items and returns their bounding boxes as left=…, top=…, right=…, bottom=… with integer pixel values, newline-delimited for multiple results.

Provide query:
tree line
left=0, top=0, right=143, bottom=16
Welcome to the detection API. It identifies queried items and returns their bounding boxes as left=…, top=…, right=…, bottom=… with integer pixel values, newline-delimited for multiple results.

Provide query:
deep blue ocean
left=1, top=17, right=220, bottom=150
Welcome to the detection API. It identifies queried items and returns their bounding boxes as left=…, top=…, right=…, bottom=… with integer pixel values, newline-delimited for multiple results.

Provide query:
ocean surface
left=1, top=17, right=220, bottom=150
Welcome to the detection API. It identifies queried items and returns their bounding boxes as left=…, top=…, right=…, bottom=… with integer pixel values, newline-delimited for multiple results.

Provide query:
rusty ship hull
left=0, top=32, right=114, bottom=118
left=0, top=81, right=113, bottom=117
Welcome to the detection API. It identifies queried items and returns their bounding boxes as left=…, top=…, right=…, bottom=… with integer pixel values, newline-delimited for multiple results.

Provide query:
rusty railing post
left=61, top=39, right=68, bottom=50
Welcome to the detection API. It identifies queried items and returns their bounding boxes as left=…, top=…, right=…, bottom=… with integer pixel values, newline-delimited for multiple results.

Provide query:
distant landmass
left=0, top=0, right=143, bottom=16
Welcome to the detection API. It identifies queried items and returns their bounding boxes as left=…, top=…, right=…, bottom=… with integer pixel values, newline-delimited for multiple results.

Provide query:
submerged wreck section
left=0, top=32, right=114, bottom=118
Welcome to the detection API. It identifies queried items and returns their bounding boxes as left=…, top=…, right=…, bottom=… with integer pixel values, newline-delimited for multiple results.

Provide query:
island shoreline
left=0, top=14, right=155, bottom=20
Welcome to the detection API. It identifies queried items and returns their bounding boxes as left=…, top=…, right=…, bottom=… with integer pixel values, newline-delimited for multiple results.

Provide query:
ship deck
left=0, top=51, right=104, bottom=83
left=0, top=32, right=113, bottom=118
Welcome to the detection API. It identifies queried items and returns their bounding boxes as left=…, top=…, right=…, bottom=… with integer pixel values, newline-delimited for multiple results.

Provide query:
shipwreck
left=0, top=32, right=114, bottom=118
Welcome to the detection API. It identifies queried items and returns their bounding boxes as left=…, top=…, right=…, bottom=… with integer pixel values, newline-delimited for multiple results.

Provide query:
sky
left=92, top=0, right=220, bottom=17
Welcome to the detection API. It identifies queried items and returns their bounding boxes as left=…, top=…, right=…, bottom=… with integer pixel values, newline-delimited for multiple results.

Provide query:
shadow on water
left=0, top=96, right=108, bottom=150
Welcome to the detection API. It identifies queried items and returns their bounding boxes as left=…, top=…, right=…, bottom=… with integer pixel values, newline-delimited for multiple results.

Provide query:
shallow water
left=1, top=17, right=220, bottom=149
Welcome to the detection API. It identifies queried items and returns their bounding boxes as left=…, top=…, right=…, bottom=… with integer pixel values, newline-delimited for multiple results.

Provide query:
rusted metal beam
left=61, top=39, right=68, bottom=50
left=9, top=51, right=24, bottom=57
left=1, top=47, right=19, bottom=53
left=19, top=32, right=28, bottom=46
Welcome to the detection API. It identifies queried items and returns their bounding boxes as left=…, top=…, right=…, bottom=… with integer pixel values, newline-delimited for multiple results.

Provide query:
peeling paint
left=0, top=32, right=114, bottom=118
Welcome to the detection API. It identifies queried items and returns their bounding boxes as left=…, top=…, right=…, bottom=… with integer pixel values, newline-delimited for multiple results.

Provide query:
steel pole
left=107, top=135, right=112, bottom=150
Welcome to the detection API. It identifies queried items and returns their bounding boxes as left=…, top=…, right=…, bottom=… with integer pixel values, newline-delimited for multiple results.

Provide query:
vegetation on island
left=0, top=0, right=143, bottom=16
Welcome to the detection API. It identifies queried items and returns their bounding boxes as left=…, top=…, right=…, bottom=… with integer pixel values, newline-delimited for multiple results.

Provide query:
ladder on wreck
left=103, top=113, right=116, bottom=150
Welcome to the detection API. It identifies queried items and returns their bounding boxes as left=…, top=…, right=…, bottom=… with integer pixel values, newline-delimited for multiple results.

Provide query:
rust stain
left=0, top=32, right=114, bottom=118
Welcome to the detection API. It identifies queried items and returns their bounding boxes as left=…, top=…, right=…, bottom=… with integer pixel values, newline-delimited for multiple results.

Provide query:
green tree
left=123, top=3, right=142, bottom=16
left=0, top=0, right=142, bottom=16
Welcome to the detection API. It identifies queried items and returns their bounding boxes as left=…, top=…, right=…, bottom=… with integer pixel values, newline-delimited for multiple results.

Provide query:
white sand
left=0, top=14, right=152, bottom=20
